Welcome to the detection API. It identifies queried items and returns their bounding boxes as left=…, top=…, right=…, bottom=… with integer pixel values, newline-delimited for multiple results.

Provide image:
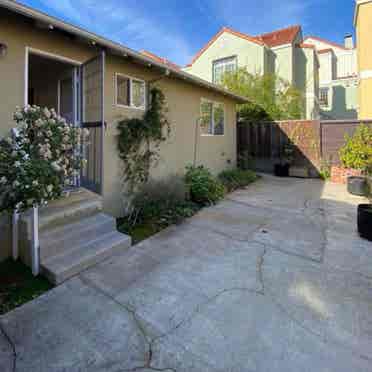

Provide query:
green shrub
left=128, top=176, right=193, bottom=224
left=185, top=165, right=226, bottom=206
left=319, top=158, right=332, bottom=180
left=218, top=169, right=257, bottom=192
left=339, top=124, right=372, bottom=174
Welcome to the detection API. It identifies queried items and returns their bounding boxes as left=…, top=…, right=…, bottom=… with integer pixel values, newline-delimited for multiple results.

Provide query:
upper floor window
left=200, top=99, right=225, bottom=136
left=319, top=88, right=329, bottom=107
left=116, top=73, right=146, bottom=109
left=212, top=56, right=237, bottom=84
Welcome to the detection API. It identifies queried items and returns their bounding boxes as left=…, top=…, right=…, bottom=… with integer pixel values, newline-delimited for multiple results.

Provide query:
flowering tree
left=0, top=106, right=89, bottom=213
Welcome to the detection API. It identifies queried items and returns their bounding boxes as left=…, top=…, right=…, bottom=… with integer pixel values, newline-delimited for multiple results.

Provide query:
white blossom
left=13, top=180, right=20, bottom=187
left=43, top=108, right=51, bottom=118
left=0, top=176, right=7, bottom=184
left=47, top=185, right=54, bottom=193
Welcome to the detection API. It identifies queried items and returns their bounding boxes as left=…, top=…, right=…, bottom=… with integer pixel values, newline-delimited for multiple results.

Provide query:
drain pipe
left=193, top=117, right=202, bottom=166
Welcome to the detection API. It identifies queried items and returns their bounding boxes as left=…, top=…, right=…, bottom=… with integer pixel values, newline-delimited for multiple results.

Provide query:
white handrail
left=31, top=206, right=40, bottom=276
left=12, top=211, right=19, bottom=260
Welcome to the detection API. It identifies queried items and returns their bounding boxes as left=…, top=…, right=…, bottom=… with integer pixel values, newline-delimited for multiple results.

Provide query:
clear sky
left=17, top=0, right=356, bottom=66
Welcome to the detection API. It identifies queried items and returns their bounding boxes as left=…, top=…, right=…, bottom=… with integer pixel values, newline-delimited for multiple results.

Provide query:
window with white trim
left=116, top=74, right=146, bottom=109
left=319, top=88, right=329, bottom=107
left=200, top=100, right=225, bottom=136
left=213, top=56, right=237, bottom=84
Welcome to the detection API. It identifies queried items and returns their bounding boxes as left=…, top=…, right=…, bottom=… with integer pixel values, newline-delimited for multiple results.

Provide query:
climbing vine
left=117, top=87, right=171, bottom=192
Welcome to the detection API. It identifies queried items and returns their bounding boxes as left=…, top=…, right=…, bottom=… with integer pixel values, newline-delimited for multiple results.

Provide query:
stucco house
left=183, top=25, right=320, bottom=120
left=0, top=0, right=246, bottom=280
left=304, top=35, right=358, bottom=119
left=354, top=0, right=372, bottom=119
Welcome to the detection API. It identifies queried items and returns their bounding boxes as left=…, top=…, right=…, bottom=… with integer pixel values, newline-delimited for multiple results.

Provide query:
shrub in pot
left=274, top=143, right=294, bottom=177
left=339, top=124, right=372, bottom=197
left=358, top=204, right=372, bottom=241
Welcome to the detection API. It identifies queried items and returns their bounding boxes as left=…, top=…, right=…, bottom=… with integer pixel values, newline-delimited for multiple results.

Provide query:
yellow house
left=355, top=0, right=372, bottom=118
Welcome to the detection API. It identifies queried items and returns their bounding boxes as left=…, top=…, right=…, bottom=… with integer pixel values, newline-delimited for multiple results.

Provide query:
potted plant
left=274, top=143, right=294, bottom=177
left=339, top=124, right=372, bottom=197
left=358, top=203, right=372, bottom=241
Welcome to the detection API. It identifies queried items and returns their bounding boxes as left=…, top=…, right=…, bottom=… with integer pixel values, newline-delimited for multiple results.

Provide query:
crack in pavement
left=259, top=250, right=372, bottom=364
left=0, top=319, right=17, bottom=372
left=78, top=275, right=156, bottom=372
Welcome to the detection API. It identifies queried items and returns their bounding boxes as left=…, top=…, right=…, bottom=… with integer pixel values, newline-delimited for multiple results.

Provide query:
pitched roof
left=255, top=25, right=301, bottom=47
left=186, top=27, right=264, bottom=67
left=303, top=35, right=353, bottom=51
left=296, top=43, right=315, bottom=49
left=0, top=0, right=248, bottom=103
left=187, top=25, right=301, bottom=67
left=140, top=50, right=180, bottom=70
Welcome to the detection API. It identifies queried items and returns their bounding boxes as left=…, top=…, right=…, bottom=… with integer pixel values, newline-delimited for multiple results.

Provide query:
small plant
left=218, top=169, right=257, bottom=192
left=339, top=124, right=372, bottom=174
left=319, top=158, right=332, bottom=180
left=185, top=165, right=225, bottom=206
left=118, top=176, right=200, bottom=243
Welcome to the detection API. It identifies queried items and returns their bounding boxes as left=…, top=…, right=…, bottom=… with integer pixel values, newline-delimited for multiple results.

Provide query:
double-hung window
left=212, top=56, right=237, bottom=84
left=116, top=74, right=146, bottom=109
left=200, top=99, right=225, bottom=136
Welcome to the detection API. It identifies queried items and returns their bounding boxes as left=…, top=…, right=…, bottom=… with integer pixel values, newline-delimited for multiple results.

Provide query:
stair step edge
left=40, top=213, right=115, bottom=241
left=42, top=232, right=131, bottom=284
left=40, top=218, right=117, bottom=261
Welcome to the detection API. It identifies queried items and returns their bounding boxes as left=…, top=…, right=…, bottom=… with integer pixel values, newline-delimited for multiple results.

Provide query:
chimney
left=344, top=34, right=354, bottom=49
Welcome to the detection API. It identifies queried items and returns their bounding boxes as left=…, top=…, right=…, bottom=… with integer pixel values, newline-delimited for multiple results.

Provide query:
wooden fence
left=237, top=119, right=372, bottom=176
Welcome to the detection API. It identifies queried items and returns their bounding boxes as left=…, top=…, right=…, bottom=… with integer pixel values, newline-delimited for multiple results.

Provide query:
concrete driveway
left=1, top=175, right=372, bottom=372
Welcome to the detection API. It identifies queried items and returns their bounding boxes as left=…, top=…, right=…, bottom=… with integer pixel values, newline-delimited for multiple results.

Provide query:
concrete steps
left=19, top=188, right=131, bottom=285
left=41, top=230, right=131, bottom=284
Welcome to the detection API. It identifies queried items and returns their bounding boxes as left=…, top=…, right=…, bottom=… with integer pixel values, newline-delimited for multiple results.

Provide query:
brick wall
left=330, top=166, right=363, bottom=184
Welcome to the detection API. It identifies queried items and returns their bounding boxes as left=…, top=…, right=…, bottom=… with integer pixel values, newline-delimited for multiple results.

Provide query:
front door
left=80, top=51, right=105, bottom=194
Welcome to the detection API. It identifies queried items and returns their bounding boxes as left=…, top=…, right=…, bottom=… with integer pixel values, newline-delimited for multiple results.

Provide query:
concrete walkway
left=1, top=175, right=372, bottom=372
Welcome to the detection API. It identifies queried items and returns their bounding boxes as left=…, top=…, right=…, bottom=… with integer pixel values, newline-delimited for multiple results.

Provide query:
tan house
left=183, top=25, right=320, bottom=120
left=0, top=0, right=246, bottom=279
left=304, top=35, right=358, bottom=119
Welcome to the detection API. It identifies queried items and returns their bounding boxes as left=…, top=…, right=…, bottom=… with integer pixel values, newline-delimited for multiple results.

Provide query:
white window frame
left=212, top=56, right=237, bottom=84
left=200, top=98, right=225, bottom=137
left=115, top=73, right=146, bottom=110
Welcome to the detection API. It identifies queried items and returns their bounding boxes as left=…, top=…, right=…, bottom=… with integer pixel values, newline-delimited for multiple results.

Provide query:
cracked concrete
left=1, top=174, right=371, bottom=372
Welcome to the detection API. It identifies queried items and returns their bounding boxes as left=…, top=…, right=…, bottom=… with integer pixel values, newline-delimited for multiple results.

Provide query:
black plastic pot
left=358, top=204, right=372, bottom=241
left=274, top=164, right=290, bottom=177
left=347, top=176, right=368, bottom=196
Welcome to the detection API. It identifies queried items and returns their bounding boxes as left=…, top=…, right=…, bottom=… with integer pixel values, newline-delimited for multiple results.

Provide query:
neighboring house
left=183, top=25, right=320, bottom=120
left=304, top=35, right=358, bottom=119
left=354, top=0, right=372, bottom=119
left=0, top=0, right=246, bottom=261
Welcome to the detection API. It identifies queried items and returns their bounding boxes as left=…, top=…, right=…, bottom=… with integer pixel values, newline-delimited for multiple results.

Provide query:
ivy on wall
left=117, top=87, right=171, bottom=192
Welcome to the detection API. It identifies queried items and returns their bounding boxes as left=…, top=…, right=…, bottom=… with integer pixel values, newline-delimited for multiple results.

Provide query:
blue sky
left=18, top=0, right=356, bottom=66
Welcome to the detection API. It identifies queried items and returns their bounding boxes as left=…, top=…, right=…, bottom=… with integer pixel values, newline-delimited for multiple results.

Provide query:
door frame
left=24, top=47, right=82, bottom=111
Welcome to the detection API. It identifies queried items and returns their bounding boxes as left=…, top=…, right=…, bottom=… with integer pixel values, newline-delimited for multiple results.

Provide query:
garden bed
left=118, top=168, right=258, bottom=245
left=0, top=259, right=53, bottom=315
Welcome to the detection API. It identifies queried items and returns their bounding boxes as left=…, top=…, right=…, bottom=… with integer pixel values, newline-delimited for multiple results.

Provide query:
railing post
left=12, top=211, right=19, bottom=260
left=31, top=206, right=40, bottom=276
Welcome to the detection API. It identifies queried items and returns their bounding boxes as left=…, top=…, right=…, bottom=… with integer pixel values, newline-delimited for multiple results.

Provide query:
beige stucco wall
left=185, top=32, right=265, bottom=81
left=0, top=10, right=238, bottom=259
left=103, top=55, right=237, bottom=216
